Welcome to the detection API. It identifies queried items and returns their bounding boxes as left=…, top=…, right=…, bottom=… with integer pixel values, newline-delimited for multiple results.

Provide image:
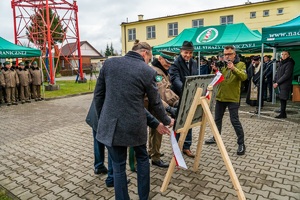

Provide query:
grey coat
left=93, top=51, right=170, bottom=147
left=86, top=99, right=160, bottom=132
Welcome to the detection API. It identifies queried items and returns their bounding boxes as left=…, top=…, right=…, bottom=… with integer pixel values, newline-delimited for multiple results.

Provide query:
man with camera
left=205, top=46, right=247, bottom=155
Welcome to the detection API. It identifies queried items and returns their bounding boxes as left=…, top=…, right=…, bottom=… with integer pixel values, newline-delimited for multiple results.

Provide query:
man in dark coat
left=86, top=98, right=170, bottom=187
left=93, top=40, right=174, bottom=200
left=169, top=41, right=198, bottom=158
left=273, top=51, right=295, bottom=118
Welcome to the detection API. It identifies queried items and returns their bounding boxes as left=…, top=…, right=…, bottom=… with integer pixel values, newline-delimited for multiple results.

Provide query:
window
left=250, top=12, right=256, bottom=19
left=220, top=15, right=233, bottom=25
left=277, top=8, right=284, bottom=15
left=192, top=19, right=204, bottom=28
left=168, top=22, right=178, bottom=37
left=146, top=26, right=156, bottom=39
left=128, top=28, right=136, bottom=41
left=263, top=10, right=269, bottom=17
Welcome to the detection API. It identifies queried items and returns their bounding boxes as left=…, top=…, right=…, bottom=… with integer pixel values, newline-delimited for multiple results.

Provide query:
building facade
left=120, top=0, right=300, bottom=54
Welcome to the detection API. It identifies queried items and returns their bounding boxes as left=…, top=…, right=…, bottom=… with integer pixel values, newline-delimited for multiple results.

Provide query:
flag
left=206, top=70, right=225, bottom=99
left=170, top=130, right=187, bottom=169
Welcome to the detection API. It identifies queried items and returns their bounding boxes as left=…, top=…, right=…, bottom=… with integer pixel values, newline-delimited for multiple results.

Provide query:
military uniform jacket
left=17, top=69, right=32, bottom=87
left=151, top=60, right=179, bottom=108
left=30, top=67, right=42, bottom=85
left=0, top=70, right=3, bottom=86
left=1, top=68, right=19, bottom=88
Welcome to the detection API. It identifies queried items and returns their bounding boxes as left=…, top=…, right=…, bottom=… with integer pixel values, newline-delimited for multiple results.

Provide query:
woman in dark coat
left=273, top=51, right=295, bottom=118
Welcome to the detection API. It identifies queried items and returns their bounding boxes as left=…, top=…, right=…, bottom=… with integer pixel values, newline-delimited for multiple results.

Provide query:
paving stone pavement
left=0, top=94, right=299, bottom=200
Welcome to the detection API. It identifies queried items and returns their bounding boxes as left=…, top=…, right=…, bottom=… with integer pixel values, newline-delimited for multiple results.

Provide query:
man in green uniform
left=148, top=51, right=179, bottom=168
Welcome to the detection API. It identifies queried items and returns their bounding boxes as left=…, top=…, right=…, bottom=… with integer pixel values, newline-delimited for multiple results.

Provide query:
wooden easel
left=160, top=86, right=245, bottom=200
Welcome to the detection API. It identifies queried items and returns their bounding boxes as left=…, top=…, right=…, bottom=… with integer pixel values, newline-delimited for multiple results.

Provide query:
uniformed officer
left=12, top=61, right=20, bottom=101
left=17, top=62, right=32, bottom=104
left=1, top=61, right=19, bottom=106
left=148, top=51, right=179, bottom=168
left=29, top=61, right=42, bottom=101
left=0, top=62, right=4, bottom=104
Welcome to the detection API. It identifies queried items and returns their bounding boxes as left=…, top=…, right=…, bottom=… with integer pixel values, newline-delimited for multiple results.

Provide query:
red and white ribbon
left=205, top=70, right=225, bottom=99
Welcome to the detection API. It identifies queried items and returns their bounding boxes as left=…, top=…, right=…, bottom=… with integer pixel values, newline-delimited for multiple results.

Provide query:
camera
left=213, top=60, right=226, bottom=70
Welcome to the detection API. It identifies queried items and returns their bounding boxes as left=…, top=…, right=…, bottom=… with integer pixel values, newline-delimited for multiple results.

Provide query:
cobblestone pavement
left=0, top=94, right=299, bottom=200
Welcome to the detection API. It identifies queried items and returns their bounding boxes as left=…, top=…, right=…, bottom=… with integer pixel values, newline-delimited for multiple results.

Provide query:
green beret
left=25, top=60, right=30, bottom=65
left=4, top=61, right=10, bottom=65
left=33, top=61, right=37, bottom=65
left=19, top=62, right=24, bottom=66
left=159, top=51, right=176, bottom=64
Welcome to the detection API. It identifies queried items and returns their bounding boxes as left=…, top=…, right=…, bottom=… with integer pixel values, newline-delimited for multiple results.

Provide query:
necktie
left=186, top=61, right=189, bottom=70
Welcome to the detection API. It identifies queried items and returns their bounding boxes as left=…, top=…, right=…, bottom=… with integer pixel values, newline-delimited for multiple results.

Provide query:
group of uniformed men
left=0, top=60, right=43, bottom=106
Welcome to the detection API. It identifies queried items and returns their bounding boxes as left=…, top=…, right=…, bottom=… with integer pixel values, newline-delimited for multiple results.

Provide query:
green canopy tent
left=0, top=37, right=41, bottom=58
left=153, top=23, right=263, bottom=55
left=261, top=15, right=300, bottom=77
left=262, top=15, right=300, bottom=48
left=257, top=15, right=300, bottom=114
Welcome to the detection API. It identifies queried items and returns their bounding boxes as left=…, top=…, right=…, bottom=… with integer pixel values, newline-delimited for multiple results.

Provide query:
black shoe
left=275, top=114, right=286, bottom=119
left=12, top=102, right=18, bottom=105
left=237, top=144, right=246, bottom=155
left=94, top=166, right=108, bottom=175
left=152, top=160, right=169, bottom=168
left=106, top=179, right=130, bottom=188
left=149, top=153, right=164, bottom=159
left=267, top=98, right=272, bottom=102
left=205, top=137, right=216, bottom=144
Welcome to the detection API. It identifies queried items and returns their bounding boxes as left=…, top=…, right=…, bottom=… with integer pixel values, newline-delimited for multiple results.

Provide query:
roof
left=60, top=41, right=103, bottom=57
left=121, top=0, right=280, bottom=25
left=153, top=23, right=264, bottom=54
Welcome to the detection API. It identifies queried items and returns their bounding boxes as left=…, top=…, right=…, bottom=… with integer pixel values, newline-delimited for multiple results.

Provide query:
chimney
left=138, top=14, right=144, bottom=21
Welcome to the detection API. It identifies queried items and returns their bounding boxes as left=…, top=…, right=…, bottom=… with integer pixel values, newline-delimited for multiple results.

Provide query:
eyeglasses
left=224, top=53, right=234, bottom=56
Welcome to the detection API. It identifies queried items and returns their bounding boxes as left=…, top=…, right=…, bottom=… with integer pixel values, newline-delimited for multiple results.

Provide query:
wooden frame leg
left=201, top=99, right=245, bottom=200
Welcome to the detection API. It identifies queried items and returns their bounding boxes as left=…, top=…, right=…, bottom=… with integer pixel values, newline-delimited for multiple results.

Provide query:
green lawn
left=0, top=189, right=12, bottom=200
left=43, top=80, right=96, bottom=98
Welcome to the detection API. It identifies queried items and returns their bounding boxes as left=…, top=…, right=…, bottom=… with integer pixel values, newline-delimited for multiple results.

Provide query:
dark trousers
left=215, top=101, right=245, bottom=145
left=93, top=129, right=105, bottom=170
left=280, top=99, right=287, bottom=116
left=107, top=144, right=149, bottom=200
left=176, top=129, right=192, bottom=150
left=267, top=80, right=273, bottom=99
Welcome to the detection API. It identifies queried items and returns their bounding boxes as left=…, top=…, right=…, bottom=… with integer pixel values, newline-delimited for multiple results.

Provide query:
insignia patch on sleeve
left=155, top=75, right=163, bottom=82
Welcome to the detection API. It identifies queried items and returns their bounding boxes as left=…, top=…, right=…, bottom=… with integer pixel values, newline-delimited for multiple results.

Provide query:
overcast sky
left=0, top=0, right=264, bottom=54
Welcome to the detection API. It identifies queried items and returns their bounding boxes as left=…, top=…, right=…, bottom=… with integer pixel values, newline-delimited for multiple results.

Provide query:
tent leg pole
left=258, top=44, right=264, bottom=117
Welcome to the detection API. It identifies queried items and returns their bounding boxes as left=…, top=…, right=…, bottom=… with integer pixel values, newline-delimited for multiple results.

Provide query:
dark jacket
left=169, top=55, right=198, bottom=96
left=86, top=99, right=160, bottom=131
left=274, top=57, right=295, bottom=100
left=93, top=51, right=170, bottom=147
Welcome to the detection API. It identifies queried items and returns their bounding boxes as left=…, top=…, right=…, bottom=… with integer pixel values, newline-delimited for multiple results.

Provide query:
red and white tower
left=11, top=0, right=83, bottom=84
